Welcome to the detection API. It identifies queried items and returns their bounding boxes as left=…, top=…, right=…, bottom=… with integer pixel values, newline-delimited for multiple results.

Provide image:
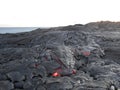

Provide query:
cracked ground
left=0, top=21, right=120, bottom=90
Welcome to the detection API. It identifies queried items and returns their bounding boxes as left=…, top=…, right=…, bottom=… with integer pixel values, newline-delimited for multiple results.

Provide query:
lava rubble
left=0, top=21, right=120, bottom=90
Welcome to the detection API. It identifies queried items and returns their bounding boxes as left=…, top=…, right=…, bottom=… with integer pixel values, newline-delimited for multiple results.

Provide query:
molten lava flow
left=52, top=72, right=60, bottom=77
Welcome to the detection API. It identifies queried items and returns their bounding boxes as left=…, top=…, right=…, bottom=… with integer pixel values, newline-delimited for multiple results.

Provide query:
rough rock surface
left=0, top=21, right=120, bottom=90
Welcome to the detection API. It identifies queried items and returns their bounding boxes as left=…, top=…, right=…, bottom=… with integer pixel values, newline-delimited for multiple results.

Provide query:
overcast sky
left=0, top=0, right=120, bottom=27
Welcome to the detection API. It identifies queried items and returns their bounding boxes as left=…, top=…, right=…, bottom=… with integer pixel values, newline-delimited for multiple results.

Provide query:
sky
left=0, top=0, right=120, bottom=27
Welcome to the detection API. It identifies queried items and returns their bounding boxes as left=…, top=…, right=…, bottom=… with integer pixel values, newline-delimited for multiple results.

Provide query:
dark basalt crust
left=0, top=21, right=120, bottom=90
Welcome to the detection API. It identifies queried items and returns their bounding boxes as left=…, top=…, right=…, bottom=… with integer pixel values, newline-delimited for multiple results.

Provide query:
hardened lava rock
left=0, top=21, right=120, bottom=90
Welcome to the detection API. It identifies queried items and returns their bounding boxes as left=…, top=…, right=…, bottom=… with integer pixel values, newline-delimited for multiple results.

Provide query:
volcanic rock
left=0, top=80, right=14, bottom=90
left=0, top=21, right=120, bottom=89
